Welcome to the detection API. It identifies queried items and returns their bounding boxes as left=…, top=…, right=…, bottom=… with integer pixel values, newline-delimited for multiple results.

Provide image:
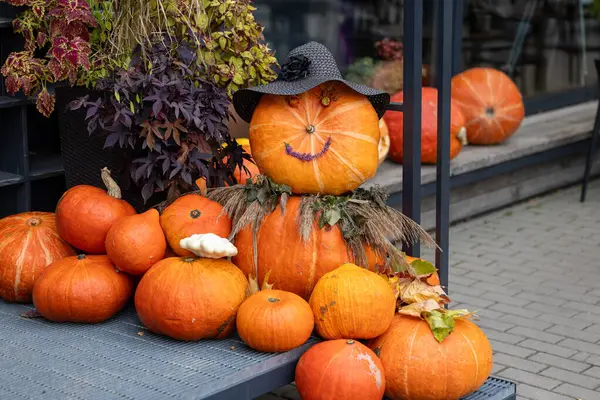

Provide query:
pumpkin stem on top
left=100, top=168, right=122, bottom=199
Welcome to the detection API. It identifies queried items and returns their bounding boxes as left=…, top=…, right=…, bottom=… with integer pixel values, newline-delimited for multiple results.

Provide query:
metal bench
left=0, top=303, right=516, bottom=400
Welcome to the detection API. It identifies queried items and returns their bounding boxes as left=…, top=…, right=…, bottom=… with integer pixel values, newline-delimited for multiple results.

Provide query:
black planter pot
left=55, top=86, right=167, bottom=212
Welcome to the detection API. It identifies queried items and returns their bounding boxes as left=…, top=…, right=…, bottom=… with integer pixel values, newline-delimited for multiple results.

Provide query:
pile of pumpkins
left=381, top=66, right=526, bottom=165
left=0, top=78, right=494, bottom=400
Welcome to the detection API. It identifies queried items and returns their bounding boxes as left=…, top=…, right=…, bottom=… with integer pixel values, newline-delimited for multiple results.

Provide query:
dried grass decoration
left=158, top=175, right=436, bottom=278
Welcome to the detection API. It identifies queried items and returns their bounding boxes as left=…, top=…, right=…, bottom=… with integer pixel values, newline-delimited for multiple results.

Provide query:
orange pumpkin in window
left=451, top=67, right=525, bottom=145
left=248, top=81, right=380, bottom=195
left=378, top=118, right=390, bottom=164
left=384, top=87, right=467, bottom=164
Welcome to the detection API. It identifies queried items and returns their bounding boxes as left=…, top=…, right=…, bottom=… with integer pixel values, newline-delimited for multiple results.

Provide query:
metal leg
left=580, top=59, right=600, bottom=202
left=434, top=0, right=453, bottom=294
left=452, top=0, right=464, bottom=76
left=402, top=0, right=423, bottom=257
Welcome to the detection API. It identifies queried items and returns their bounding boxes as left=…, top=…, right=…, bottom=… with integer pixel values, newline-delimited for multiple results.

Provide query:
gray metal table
left=0, top=302, right=516, bottom=400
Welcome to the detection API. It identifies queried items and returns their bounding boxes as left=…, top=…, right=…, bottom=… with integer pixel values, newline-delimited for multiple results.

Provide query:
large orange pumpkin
left=295, top=339, right=385, bottom=400
left=134, top=256, right=248, bottom=341
left=452, top=67, right=525, bottom=145
left=233, top=196, right=351, bottom=300
left=55, top=168, right=136, bottom=254
left=236, top=289, right=314, bottom=352
left=249, top=81, right=380, bottom=195
left=309, top=263, right=396, bottom=340
left=368, top=314, right=493, bottom=400
left=0, top=212, right=76, bottom=303
left=105, top=209, right=167, bottom=275
left=32, top=254, right=134, bottom=323
left=160, top=194, right=231, bottom=257
left=384, top=87, right=466, bottom=164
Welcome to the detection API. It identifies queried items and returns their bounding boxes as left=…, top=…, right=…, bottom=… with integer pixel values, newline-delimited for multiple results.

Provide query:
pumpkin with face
left=248, top=81, right=381, bottom=195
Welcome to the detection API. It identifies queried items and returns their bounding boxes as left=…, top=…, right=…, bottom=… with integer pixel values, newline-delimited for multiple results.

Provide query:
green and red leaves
left=36, top=87, right=56, bottom=117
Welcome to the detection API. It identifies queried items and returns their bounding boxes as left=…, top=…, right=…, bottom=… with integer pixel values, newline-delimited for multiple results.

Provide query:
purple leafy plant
left=69, top=38, right=251, bottom=203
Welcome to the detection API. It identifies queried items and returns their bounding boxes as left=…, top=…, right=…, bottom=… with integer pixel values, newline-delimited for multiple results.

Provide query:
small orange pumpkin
left=237, top=289, right=314, bottom=352
left=384, top=87, right=466, bottom=164
left=368, top=314, right=493, bottom=400
left=105, top=209, right=167, bottom=275
left=160, top=194, right=231, bottom=256
left=378, top=118, right=390, bottom=164
left=295, top=339, right=386, bottom=400
left=452, top=67, right=525, bottom=145
left=55, top=168, right=136, bottom=254
left=249, top=81, right=380, bottom=195
left=0, top=212, right=76, bottom=303
left=309, top=263, right=396, bottom=340
left=32, top=254, right=134, bottom=323
left=134, top=256, right=248, bottom=341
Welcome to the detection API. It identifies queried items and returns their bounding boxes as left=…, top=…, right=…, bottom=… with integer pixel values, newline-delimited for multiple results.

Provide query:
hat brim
left=233, top=76, right=391, bottom=123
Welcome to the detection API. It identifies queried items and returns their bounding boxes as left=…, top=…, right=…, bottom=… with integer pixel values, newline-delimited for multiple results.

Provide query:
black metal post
left=402, top=0, right=423, bottom=257
left=580, top=59, right=600, bottom=202
left=434, top=0, right=454, bottom=293
left=452, top=0, right=464, bottom=76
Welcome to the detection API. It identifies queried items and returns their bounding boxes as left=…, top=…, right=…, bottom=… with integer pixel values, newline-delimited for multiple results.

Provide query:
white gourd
left=179, top=233, right=238, bottom=258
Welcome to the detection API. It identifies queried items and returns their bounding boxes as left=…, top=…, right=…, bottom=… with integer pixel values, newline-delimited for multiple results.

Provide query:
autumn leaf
left=398, top=278, right=449, bottom=305
left=410, top=258, right=437, bottom=276
left=423, top=309, right=456, bottom=343
left=378, top=273, right=399, bottom=299
left=398, top=299, right=441, bottom=317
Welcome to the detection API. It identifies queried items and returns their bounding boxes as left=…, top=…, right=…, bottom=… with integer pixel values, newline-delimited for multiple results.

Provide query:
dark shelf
left=0, top=17, right=12, bottom=28
left=0, top=170, right=23, bottom=187
left=0, top=95, right=30, bottom=108
left=28, top=153, right=64, bottom=180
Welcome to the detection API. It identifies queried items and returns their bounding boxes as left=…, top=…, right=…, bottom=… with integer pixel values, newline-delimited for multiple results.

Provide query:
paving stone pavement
left=257, top=180, right=600, bottom=400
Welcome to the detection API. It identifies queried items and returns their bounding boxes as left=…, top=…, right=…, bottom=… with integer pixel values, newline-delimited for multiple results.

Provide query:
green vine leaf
left=410, top=259, right=437, bottom=276
left=423, top=309, right=456, bottom=343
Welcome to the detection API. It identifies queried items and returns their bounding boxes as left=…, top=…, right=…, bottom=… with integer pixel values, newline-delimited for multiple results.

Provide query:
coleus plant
left=0, top=0, right=104, bottom=116
left=69, top=38, right=250, bottom=202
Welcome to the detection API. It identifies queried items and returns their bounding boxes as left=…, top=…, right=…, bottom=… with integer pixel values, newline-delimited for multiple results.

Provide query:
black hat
left=233, top=41, right=391, bottom=123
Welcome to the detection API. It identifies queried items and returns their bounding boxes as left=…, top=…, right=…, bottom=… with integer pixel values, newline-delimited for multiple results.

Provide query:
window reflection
left=254, top=0, right=600, bottom=99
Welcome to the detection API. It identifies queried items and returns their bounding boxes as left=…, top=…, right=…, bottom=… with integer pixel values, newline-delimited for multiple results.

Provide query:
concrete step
left=365, top=101, right=599, bottom=230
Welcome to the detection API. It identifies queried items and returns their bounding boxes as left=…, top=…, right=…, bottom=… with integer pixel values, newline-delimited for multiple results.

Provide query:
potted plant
left=0, top=0, right=278, bottom=209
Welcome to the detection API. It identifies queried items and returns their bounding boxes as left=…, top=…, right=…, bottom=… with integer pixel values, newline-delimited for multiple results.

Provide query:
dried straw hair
left=199, top=178, right=436, bottom=272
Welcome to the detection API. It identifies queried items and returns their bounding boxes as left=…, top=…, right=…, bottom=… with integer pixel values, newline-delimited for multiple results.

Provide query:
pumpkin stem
left=77, top=254, right=86, bottom=260
left=267, top=297, right=280, bottom=303
left=101, top=167, right=122, bottom=199
left=346, top=339, right=355, bottom=344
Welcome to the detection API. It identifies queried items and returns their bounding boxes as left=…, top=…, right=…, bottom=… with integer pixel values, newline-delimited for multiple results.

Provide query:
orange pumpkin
left=105, top=209, right=167, bottom=275
left=295, top=339, right=385, bottom=400
left=452, top=67, right=525, bottom=145
left=195, top=138, right=260, bottom=191
left=384, top=87, right=466, bottom=164
left=134, top=256, right=248, bottom=341
left=55, top=168, right=136, bottom=254
left=378, top=118, right=390, bottom=164
left=309, top=263, right=396, bottom=340
left=0, top=212, right=75, bottom=303
left=249, top=81, right=380, bottom=195
left=368, top=314, right=493, bottom=400
left=32, top=254, right=133, bottom=323
left=233, top=196, right=351, bottom=300
left=236, top=289, right=314, bottom=352
left=160, top=194, right=231, bottom=256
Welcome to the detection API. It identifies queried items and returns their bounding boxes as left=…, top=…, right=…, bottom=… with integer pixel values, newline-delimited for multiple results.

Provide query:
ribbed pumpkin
left=160, top=194, right=231, bottom=257
left=384, top=87, right=466, bottom=164
left=378, top=118, right=390, bottom=164
left=368, top=314, right=493, bottom=400
left=0, top=212, right=75, bottom=303
left=134, top=256, right=248, bottom=341
left=295, top=339, right=385, bottom=400
left=309, top=263, right=396, bottom=340
left=55, top=168, right=136, bottom=254
left=32, top=254, right=133, bottom=323
left=233, top=196, right=351, bottom=300
left=452, top=67, right=525, bottom=145
left=249, top=81, right=380, bottom=195
left=105, top=209, right=166, bottom=275
left=236, top=289, right=314, bottom=352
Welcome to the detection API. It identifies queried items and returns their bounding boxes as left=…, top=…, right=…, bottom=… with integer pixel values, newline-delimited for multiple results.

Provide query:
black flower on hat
left=278, top=55, right=311, bottom=81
